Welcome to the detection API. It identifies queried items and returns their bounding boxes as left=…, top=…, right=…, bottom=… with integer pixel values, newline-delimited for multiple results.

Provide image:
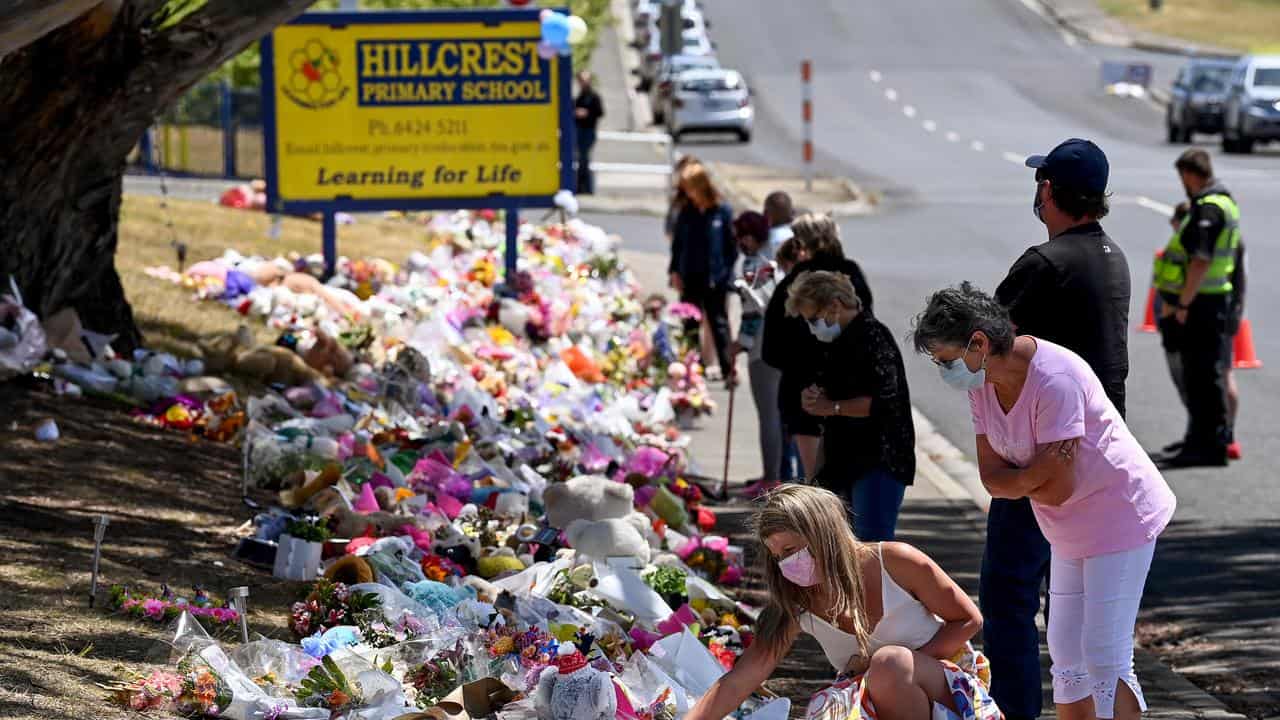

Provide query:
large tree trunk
left=0, top=0, right=313, bottom=354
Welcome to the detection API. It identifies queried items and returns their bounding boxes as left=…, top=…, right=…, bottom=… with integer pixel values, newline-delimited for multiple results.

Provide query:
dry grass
left=1099, top=0, right=1280, bottom=53
left=118, top=194, right=429, bottom=357
left=150, top=125, right=266, bottom=179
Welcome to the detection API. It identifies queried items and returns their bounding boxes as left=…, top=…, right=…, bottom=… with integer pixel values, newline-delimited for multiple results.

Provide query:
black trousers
left=1160, top=294, right=1231, bottom=456
left=680, top=277, right=732, bottom=372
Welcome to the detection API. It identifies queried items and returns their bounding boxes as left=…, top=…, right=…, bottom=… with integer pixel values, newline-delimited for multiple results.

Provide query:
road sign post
left=802, top=60, right=813, bottom=192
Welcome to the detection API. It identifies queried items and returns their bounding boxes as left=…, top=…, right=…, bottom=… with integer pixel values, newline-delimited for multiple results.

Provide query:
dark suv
left=1166, top=58, right=1236, bottom=143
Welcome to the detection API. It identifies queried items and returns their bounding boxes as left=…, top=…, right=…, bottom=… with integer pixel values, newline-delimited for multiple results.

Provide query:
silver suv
left=1222, top=55, right=1280, bottom=154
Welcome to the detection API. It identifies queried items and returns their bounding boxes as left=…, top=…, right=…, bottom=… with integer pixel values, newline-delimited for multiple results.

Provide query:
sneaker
left=705, top=366, right=723, bottom=381
left=1227, top=441, right=1242, bottom=460
left=1157, top=450, right=1229, bottom=469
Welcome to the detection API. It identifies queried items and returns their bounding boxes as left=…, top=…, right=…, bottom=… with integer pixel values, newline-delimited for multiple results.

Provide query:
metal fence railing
left=129, top=81, right=264, bottom=179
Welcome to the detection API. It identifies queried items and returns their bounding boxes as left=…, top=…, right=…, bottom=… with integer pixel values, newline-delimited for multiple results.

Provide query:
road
left=656, top=0, right=1280, bottom=698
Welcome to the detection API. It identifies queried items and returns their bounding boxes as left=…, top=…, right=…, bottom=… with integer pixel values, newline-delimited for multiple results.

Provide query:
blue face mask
left=808, top=317, right=842, bottom=343
left=938, top=336, right=987, bottom=391
left=1032, top=181, right=1046, bottom=223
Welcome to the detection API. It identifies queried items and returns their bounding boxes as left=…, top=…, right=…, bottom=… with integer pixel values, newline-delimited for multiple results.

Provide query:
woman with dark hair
left=731, top=210, right=784, bottom=496
left=911, top=283, right=1176, bottom=720
left=762, top=214, right=873, bottom=480
left=668, top=162, right=736, bottom=381
left=684, top=485, right=998, bottom=720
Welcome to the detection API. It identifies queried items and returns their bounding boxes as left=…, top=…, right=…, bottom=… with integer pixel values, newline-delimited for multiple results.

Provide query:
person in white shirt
left=764, top=191, right=795, bottom=253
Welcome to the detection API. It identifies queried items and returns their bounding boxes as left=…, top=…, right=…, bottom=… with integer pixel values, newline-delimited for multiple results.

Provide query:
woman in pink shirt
left=911, top=283, right=1176, bottom=720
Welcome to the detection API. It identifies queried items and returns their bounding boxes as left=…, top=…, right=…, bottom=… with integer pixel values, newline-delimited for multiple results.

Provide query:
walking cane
left=720, top=374, right=736, bottom=500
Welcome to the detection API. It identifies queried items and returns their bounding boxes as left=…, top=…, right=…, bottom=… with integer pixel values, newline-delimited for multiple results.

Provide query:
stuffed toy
left=324, top=555, right=375, bottom=585
left=324, top=502, right=411, bottom=539
left=360, top=536, right=426, bottom=587
left=279, top=465, right=342, bottom=508
left=542, top=476, right=635, bottom=529
left=201, top=325, right=323, bottom=386
left=300, top=329, right=354, bottom=379
left=432, top=523, right=482, bottom=575
left=475, top=549, right=527, bottom=580
left=534, top=643, right=616, bottom=720
left=402, top=579, right=472, bottom=616
left=564, top=517, right=651, bottom=565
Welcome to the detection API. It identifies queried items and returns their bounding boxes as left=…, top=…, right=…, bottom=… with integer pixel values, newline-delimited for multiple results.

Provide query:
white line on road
left=946, top=131, right=960, bottom=142
left=1135, top=195, right=1176, bottom=216
left=971, top=140, right=986, bottom=151
left=903, top=105, right=917, bottom=118
left=922, top=120, right=938, bottom=132
left=1016, top=0, right=1049, bottom=20
left=885, top=88, right=898, bottom=102
left=1002, top=151, right=1025, bottom=165
left=1061, top=29, right=1079, bottom=47
left=869, top=70, right=882, bottom=83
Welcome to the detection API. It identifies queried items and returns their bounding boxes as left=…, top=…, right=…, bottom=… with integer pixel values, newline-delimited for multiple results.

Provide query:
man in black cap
left=980, top=138, right=1131, bottom=720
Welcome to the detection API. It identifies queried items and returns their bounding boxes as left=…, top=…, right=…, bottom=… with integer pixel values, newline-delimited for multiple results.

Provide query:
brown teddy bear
left=200, top=326, right=323, bottom=386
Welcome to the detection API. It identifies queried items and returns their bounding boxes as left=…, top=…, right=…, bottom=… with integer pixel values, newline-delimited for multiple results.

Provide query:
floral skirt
left=804, top=644, right=1002, bottom=720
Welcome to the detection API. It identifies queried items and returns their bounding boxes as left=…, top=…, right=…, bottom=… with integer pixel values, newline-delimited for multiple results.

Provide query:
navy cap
left=1025, top=138, right=1109, bottom=195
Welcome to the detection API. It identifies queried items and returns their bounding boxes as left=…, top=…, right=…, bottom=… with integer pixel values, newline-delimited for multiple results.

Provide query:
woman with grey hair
left=911, top=282, right=1176, bottom=720
left=783, top=270, right=913, bottom=541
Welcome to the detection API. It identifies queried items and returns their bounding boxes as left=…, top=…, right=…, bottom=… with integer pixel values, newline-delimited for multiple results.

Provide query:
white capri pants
left=1047, top=540, right=1156, bottom=719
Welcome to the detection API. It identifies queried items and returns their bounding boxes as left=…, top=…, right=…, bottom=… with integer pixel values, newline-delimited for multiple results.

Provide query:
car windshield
left=682, top=75, right=741, bottom=92
left=1254, top=67, right=1280, bottom=87
left=1191, top=67, right=1231, bottom=92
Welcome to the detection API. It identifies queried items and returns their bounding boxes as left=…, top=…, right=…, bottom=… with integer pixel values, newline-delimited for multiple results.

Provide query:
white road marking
left=971, top=140, right=986, bottom=151
left=1061, top=29, right=1079, bottom=47
left=903, top=105, right=917, bottom=118
left=869, top=70, right=883, bottom=83
left=885, top=88, right=898, bottom=102
left=946, top=131, right=960, bottom=142
left=1135, top=195, right=1176, bottom=216
left=922, top=120, right=938, bottom=132
left=1002, top=151, right=1025, bottom=165
left=1017, top=0, right=1049, bottom=20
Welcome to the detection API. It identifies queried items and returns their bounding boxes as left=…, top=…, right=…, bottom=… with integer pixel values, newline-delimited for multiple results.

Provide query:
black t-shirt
left=995, top=222, right=1130, bottom=417
left=813, top=313, right=915, bottom=486
left=574, top=89, right=604, bottom=130
left=1180, top=182, right=1231, bottom=260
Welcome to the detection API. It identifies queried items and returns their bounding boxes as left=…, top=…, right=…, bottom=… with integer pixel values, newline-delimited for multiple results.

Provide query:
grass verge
left=1098, top=0, right=1280, bottom=53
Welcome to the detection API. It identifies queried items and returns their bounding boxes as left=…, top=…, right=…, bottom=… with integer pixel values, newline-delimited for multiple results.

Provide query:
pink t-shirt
left=970, top=339, right=1176, bottom=559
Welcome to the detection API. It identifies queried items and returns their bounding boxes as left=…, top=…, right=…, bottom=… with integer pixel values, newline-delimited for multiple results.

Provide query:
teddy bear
left=542, top=475, right=635, bottom=529
left=431, top=522, right=482, bottom=575
left=534, top=643, right=616, bottom=720
left=200, top=325, right=323, bottom=387
left=564, top=516, right=651, bottom=565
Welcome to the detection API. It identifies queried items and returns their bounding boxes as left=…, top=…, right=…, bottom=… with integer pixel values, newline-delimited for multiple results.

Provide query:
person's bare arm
left=1026, top=439, right=1078, bottom=506
left=684, top=622, right=797, bottom=720
left=882, top=542, right=982, bottom=660
left=975, top=435, right=1077, bottom=501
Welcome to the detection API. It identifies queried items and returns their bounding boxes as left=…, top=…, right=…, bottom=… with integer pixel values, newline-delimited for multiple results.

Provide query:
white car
left=649, top=54, right=721, bottom=123
left=639, top=26, right=715, bottom=90
left=1222, top=55, right=1280, bottom=153
left=666, top=68, right=753, bottom=143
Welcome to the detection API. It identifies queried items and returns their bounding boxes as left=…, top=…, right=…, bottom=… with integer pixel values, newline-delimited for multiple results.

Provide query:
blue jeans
left=847, top=467, right=906, bottom=542
left=981, top=497, right=1051, bottom=720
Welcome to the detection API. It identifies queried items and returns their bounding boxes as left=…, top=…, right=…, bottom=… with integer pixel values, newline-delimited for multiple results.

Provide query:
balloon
left=538, top=42, right=557, bottom=60
left=540, top=10, right=570, bottom=51
left=567, top=15, right=588, bottom=45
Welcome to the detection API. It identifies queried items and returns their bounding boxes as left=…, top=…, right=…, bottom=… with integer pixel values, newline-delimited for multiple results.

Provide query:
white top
left=799, top=543, right=944, bottom=674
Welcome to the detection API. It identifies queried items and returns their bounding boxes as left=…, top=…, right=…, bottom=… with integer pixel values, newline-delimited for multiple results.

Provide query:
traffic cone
left=1140, top=249, right=1163, bottom=333
left=1233, top=317, right=1262, bottom=369
left=1140, top=286, right=1159, bottom=333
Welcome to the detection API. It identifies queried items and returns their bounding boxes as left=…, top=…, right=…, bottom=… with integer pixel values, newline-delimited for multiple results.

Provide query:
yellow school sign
left=262, top=8, right=573, bottom=212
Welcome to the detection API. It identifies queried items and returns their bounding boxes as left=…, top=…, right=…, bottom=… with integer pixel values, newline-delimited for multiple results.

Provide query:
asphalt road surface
left=678, top=0, right=1280, bottom=672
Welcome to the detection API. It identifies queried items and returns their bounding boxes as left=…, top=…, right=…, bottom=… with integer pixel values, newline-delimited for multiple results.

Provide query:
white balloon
left=567, top=15, right=588, bottom=44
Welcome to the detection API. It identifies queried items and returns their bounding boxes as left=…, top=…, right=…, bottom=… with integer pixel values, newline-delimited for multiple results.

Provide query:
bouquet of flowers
left=296, top=655, right=362, bottom=712
left=106, top=659, right=232, bottom=717
left=405, top=645, right=465, bottom=708
left=108, top=585, right=240, bottom=629
left=290, top=579, right=380, bottom=638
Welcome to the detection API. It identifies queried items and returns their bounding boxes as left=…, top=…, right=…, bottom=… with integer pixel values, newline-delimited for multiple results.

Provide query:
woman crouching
left=685, top=485, right=1001, bottom=720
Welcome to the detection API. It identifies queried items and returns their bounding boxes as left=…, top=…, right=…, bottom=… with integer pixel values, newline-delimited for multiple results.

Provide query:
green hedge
left=212, top=0, right=612, bottom=88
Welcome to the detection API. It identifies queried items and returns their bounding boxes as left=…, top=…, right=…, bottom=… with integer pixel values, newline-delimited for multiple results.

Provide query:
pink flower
left=141, top=599, right=167, bottom=620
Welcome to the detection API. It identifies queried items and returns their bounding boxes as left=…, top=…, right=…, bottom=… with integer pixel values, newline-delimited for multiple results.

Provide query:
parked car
left=633, top=0, right=701, bottom=48
left=638, top=28, right=715, bottom=90
left=1222, top=55, right=1280, bottom=153
left=649, top=54, right=721, bottom=124
left=666, top=68, right=753, bottom=143
left=1166, top=58, right=1236, bottom=142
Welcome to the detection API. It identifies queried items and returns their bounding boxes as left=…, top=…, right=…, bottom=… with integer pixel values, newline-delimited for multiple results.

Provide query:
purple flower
left=141, top=599, right=167, bottom=620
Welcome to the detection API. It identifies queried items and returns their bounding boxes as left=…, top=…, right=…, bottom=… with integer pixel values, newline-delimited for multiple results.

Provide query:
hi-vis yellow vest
left=1153, top=193, right=1240, bottom=295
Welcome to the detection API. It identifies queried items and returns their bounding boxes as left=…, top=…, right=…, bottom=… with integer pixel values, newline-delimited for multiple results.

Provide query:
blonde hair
left=678, top=162, right=722, bottom=209
left=784, top=270, right=862, bottom=318
left=752, top=484, right=871, bottom=659
left=791, top=213, right=844, bottom=259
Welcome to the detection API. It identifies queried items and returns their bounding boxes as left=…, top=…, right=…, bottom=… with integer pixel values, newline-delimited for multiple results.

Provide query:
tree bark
left=0, top=0, right=313, bottom=353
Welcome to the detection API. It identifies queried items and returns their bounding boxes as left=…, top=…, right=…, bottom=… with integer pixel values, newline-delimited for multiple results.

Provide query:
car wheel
left=1239, top=136, right=1255, bottom=154
left=1166, top=122, right=1180, bottom=144
left=737, top=130, right=752, bottom=143
left=1179, top=126, right=1193, bottom=143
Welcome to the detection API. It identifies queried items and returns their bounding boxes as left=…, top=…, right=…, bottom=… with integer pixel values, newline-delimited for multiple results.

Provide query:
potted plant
left=274, top=519, right=333, bottom=581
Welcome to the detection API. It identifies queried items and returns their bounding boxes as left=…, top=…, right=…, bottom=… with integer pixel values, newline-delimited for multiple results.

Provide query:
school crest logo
left=282, top=39, right=349, bottom=109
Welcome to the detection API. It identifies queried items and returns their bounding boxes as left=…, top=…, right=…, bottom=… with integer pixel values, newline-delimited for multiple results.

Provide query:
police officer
left=1152, top=148, right=1241, bottom=467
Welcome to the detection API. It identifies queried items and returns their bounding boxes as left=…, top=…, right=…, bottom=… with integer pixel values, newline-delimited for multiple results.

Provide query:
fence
left=130, top=81, right=265, bottom=179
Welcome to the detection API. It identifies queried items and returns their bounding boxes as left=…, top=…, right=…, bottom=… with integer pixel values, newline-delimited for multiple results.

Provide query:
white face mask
left=808, top=317, right=842, bottom=343
left=938, top=335, right=987, bottom=391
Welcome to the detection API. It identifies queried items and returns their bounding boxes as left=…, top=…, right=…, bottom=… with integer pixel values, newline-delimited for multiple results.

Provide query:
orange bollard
left=1233, top=317, right=1263, bottom=369
left=1140, top=249, right=1164, bottom=333
left=1140, top=286, right=1159, bottom=333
